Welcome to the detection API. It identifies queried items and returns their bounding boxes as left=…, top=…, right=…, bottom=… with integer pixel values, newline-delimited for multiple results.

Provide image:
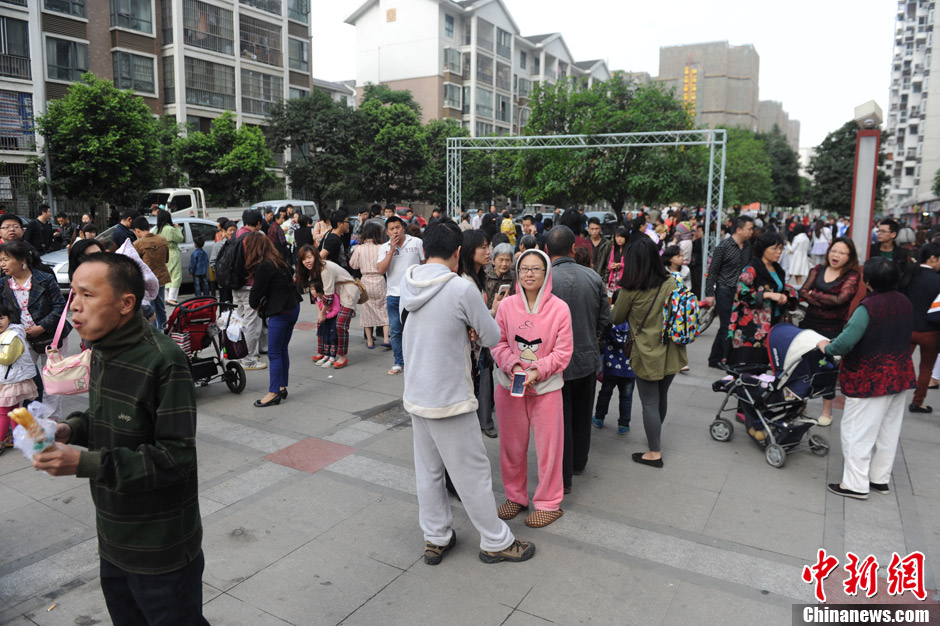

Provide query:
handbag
left=353, top=278, right=369, bottom=305
left=42, top=290, right=91, bottom=396
left=623, top=283, right=663, bottom=359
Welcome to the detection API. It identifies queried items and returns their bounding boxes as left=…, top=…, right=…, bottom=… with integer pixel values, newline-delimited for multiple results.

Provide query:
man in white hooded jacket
left=400, top=221, right=536, bottom=565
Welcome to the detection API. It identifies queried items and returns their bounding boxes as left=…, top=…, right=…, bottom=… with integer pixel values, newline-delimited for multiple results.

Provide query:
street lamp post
left=849, top=100, right=883, bottom=263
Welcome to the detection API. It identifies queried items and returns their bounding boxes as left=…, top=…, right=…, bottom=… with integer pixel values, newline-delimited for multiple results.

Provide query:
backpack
left=662, top=274, right=701, bottom=345
left=214, top=233, right=248, bottom=290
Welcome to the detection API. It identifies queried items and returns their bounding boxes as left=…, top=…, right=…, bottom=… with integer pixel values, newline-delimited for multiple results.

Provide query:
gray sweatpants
left=634, top=374, right=676, bottom=453
left=412, top=411, right=514, bottom=552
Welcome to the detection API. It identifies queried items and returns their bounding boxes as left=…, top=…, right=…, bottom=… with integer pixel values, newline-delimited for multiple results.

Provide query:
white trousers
left=412, top=411, right=514, bottom=552
left=840, top=392, right=909, bottom=493
left=932, top=354, right=940, bottom=380
left=233, top=287, right=263, bottom=360
left=166, top=286, right=180, bottom=303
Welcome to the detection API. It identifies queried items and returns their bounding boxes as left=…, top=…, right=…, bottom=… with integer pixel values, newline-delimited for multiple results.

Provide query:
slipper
left=367, top=344, right=376, bottom=350
left=524, top=509, right=563, bottom=528
left=631, top=452, right=663, bottom=468
left=497, top=500, right=528, bottom=520
left=332, top=358, right=348, bottom=369
left=388, top=365, right=403, bottom=375
left=381, top=342, right=392, bottom=348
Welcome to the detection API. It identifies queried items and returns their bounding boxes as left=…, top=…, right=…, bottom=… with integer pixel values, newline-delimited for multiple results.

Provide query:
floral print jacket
left=728, top=261, right=797, bottom=351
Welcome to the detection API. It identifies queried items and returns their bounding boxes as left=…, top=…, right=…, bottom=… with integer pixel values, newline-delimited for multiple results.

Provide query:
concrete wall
left=356, top=75, right=441, bottom=124
left=355, top=0, right=439, bottom=85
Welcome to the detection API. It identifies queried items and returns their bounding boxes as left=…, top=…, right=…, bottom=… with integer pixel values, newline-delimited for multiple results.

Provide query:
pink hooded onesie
left=491, top=249, right=573, bottom=512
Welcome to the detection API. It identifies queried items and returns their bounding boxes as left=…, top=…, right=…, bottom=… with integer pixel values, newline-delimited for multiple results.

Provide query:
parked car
left=40, top=217, right=219, bottom=290
left=249, top=200, right=319, bottom=222
left=584, top=211, right=620, bottom=237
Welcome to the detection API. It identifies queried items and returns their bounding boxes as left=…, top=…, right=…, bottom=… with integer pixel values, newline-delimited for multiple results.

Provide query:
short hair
left=385, top=203, right=396, bottom=212
left=545, top=225, right=575, bottom=257
left=0, top=240, right=30, bottom=263
left=0, top=214, right=22, bottom=228
left=68, top=237, right=105, bottom=281
left=242, top=209, right=263, bottom=228
left=298, top=214, right=312, bottom=228
left=518, top=235, right=538, bottom=251
left=423, top=221, right=462, bottom=259
left=361, top=221, right=383, bottom=244
left=56, top=213, right=69, bottom=221
left=131, top=217, right=150, bottom=231
left=492, top=242, right=513, bottom=259
left=39, top=204, right=50, bottom=214
left=263, top=208, right=274, bottom=216
left=405, top=208, right=414, bottom=215
left=385, top=215, right=405, bottom=229
left=863, top=256, right=899, bottom=293
left=587, top=216, right=601, bottom=227
left=217, top=217, right=230, bottom=227
left=82, top=223, right=98, bottom=236
left=490, top=232, right=510, bottom=247
left=120, top=209, right=138, bottom=222
left=879, top=218, right=900, bottom=235
left=79, top=253, right=145, bottom=312
left=558, top=208, right=581, bottom=232
left=194, top=236, right=205, bottom=248
left=502, top=210, right=510, bottom=219
left=522, top=214, right=535, bottom=224
left=431, top=208, right=441, bottom=215
left=734, top=215, right=755, bottom=232
left=662, top=245, right=682, bottom=264
left=0, top=297, right=21, bottom=324
left=752, top=231, right=785, bottom=260
left=919, top=242, right=940, bottom=263
left=330, top=209, right=348, bottom=229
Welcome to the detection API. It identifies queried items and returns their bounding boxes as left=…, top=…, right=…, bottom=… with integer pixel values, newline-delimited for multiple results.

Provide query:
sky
left=311, top=0, right=899, bottom=149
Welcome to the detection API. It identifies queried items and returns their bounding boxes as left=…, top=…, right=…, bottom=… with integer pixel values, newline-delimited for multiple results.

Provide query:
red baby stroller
left=165, top=297, right=247, bottom=393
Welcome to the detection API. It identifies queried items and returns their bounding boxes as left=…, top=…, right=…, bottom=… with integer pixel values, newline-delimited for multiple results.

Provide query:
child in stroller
left=709, top=323, right=838, bottom=468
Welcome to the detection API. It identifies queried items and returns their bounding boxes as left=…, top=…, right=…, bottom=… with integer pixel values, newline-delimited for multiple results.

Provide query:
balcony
left=240, top=0, right=281, bottom=16
left=0, top=0, right=27, bottom=7
left=496, top=43, right=511, bottom=59
left=477, top=34, right=493, bottom=51
left=0, top=55, right=30, bottom=80
left=476, top=68, right=492, bottom=84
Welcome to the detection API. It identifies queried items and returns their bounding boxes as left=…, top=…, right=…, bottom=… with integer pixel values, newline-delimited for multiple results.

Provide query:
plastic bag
left=115, top=239, right=160, bottom=303
left=220, top=310, right=245, bottom=343
left=11, top=401, right=57, bottom=460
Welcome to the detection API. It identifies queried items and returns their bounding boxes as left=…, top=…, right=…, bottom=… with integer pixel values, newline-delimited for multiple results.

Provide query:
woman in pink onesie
left=491, top=249, right=573, bottom=528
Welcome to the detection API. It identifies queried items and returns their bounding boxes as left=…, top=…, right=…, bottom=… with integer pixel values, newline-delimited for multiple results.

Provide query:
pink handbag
left=42, top=290, right=91, bottom=395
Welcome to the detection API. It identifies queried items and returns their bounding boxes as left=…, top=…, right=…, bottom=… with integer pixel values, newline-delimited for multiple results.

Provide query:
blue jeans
left=267, top=304, right=299, bottom=393
left=99, top=551, right=209, bottom=626
left=387, top=295, right=403, bottom=367
left=193, top=275, right=208, bottom=297
left=152, top=285, right=167, bottom=331
left=594, top=374, right=635, bottom=427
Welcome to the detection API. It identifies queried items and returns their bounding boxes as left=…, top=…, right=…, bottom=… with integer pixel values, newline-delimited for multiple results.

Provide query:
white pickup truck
left=141, top=188, right=210, bottom=218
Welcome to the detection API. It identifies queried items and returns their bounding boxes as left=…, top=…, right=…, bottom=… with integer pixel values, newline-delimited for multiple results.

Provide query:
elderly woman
left=818, top=257, right=916, bottom=499
left=485, top=242, right=515, bottom=305
left=727, top=232, right=797, bottom=367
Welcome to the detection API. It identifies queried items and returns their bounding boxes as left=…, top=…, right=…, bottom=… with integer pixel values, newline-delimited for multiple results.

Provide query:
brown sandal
left=524, top=509, right=564, bottom=528
left=497, top=500, right=528, bottom=520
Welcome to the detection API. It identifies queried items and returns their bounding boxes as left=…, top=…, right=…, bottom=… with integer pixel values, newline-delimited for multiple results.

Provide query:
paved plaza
left=0, top=306, right=938, bottom=625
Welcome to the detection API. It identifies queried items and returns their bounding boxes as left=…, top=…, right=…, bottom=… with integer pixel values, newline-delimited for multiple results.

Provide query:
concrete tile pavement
left=0, top=307, right=938, bottom=625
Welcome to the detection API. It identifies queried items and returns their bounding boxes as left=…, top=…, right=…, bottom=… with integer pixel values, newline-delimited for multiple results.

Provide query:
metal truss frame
left=446, top=129, right=727, bottom=290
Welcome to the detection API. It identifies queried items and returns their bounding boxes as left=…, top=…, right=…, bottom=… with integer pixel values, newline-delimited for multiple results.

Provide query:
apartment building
left=0, top=0, right=312, bottom=211
left=885, top=0, right=937, bottom=222
left=345, top=0, right=611, bottom=137
left=313, top=77, right=357, bottom=109
left=758, top=100, right=800, bottom=151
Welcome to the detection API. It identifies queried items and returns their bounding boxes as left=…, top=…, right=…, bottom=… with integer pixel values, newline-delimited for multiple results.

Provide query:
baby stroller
left=708, top=323, right=839, bottom=468
left=165, top=297, right=247, bottom=394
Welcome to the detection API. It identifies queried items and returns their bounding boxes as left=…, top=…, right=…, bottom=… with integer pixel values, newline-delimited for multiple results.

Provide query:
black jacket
left=249, top=260, right=301, bottom=317
left=902, top=265, right=940, bottom=332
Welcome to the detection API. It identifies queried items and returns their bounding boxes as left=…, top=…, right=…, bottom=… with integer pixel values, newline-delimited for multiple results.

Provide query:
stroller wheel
left=765, top=444, right=786, bottom=468
left=808, top=434, right=830, bottom=457
left=225, top=361, right=247, bottom=394
left=709, top=418, right=734, bottom=442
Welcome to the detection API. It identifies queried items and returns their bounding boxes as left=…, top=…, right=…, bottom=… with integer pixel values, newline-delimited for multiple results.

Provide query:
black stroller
left=708, top=323, right=839, bottom=468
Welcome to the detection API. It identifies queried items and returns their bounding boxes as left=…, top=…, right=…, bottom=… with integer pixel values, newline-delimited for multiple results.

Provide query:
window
left=476, top=54, right=492, bottom=83
left=111, top=0, right=153, bottom=34
left=240, top=0, right=281, bottom=16
left=496, top=94, right=510, bottom=122
left=444, top=47, right=460, bottom=73
left=477, top=19, right=493, bottom=51
left=520, top=50, right=526, bottom=69
left=184, top=56, right=235, bottom=109
left=241, top=68, right=282, bottom=115
left=45, top=0, right=86, bottom=18
left=496, top=62, right=510, bottom=91
left=0, top=90, right=34, bottom=151
left=289, top=86, right=308, bottom=99
left=463, top=23, right=471, bottom=46
left=288, top=38, right=308, bottom=71
left=46, top=37, right=88, bottom=82
left=183, top=0, right=234, bottom=55
left=240, top=15, right=282, bottom=66
left=113, top=52, right=155, bottom=93
left=190, top=222, right=217, bottom=242
left=162, top=2, right=173, bottom=43
left=444, top=14, right=454, bottom=38
left=0, top=18, right=30, bottom=80
left=475, top=121, right=492, bottom=136
left=164, top=56, right=175, bottom=103
left=496, top=28, right=511, bottom=59
left=533, top=56, right=540, bottom=76
left=517, top=77, right=531, bottom=97
left=462, top=86, right=469, bottom=114
left=518, top=107, right=529, bottom=128
left=287, top=0, right=308, bottom=23
left=475, top=86, right=492, bottom=118
left=444, top=83, right=460, bottom=109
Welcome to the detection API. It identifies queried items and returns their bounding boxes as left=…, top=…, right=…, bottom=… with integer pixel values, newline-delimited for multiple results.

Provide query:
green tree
left=809, top=120, right=889, bottom=215
left=355, top=98, right=427, bottom=203
left=176, top=112, right=277, bottom=206
left=419, top=118, right=468, bottom=208
left=522, top=76, right=697, bottom=212
left=36, top=73, right=163, bottom=206
left=267, top=91, right=356, bottom=209
left=722, top=126, right=773, bottom=207
left=360, top=83, right=422, bottom=117
left=153, top=115, right=184, bottom=188
left=757, top=126, right=802, bottom=207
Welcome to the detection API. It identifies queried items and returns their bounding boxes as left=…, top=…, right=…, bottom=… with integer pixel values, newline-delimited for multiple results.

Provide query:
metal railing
left=0, top=55, right=30, bottom=80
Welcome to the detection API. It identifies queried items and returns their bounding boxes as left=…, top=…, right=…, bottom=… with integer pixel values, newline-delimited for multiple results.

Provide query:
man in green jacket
left=32, top=254, right=208, bottom=626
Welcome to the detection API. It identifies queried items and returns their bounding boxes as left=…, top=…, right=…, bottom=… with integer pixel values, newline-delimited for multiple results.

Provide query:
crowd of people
left=0, top=197, right=935, bottom=624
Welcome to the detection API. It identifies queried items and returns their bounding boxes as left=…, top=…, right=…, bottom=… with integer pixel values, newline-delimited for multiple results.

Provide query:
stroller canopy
left=767, top=323, right=837, bottom=400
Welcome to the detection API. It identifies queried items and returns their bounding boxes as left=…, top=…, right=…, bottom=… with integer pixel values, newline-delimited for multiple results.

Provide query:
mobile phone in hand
left=510, top=371, right=527, bottom=397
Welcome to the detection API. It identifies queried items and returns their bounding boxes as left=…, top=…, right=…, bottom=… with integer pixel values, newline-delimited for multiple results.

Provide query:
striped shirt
left=705, top=237, right=753, bottom=297
left=67, top=312, right=202, bottom=575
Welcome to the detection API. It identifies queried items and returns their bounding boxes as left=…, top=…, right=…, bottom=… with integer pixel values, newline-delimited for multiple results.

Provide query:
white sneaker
left=680, top=365, right=690, bottom=373
left=320, top=357, right=335, bottom=368
left=242, top=359, right=267, bottom=371
left=816, top=415, right=832, bottom=427
left=314, top=355, right=330, bottom=364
